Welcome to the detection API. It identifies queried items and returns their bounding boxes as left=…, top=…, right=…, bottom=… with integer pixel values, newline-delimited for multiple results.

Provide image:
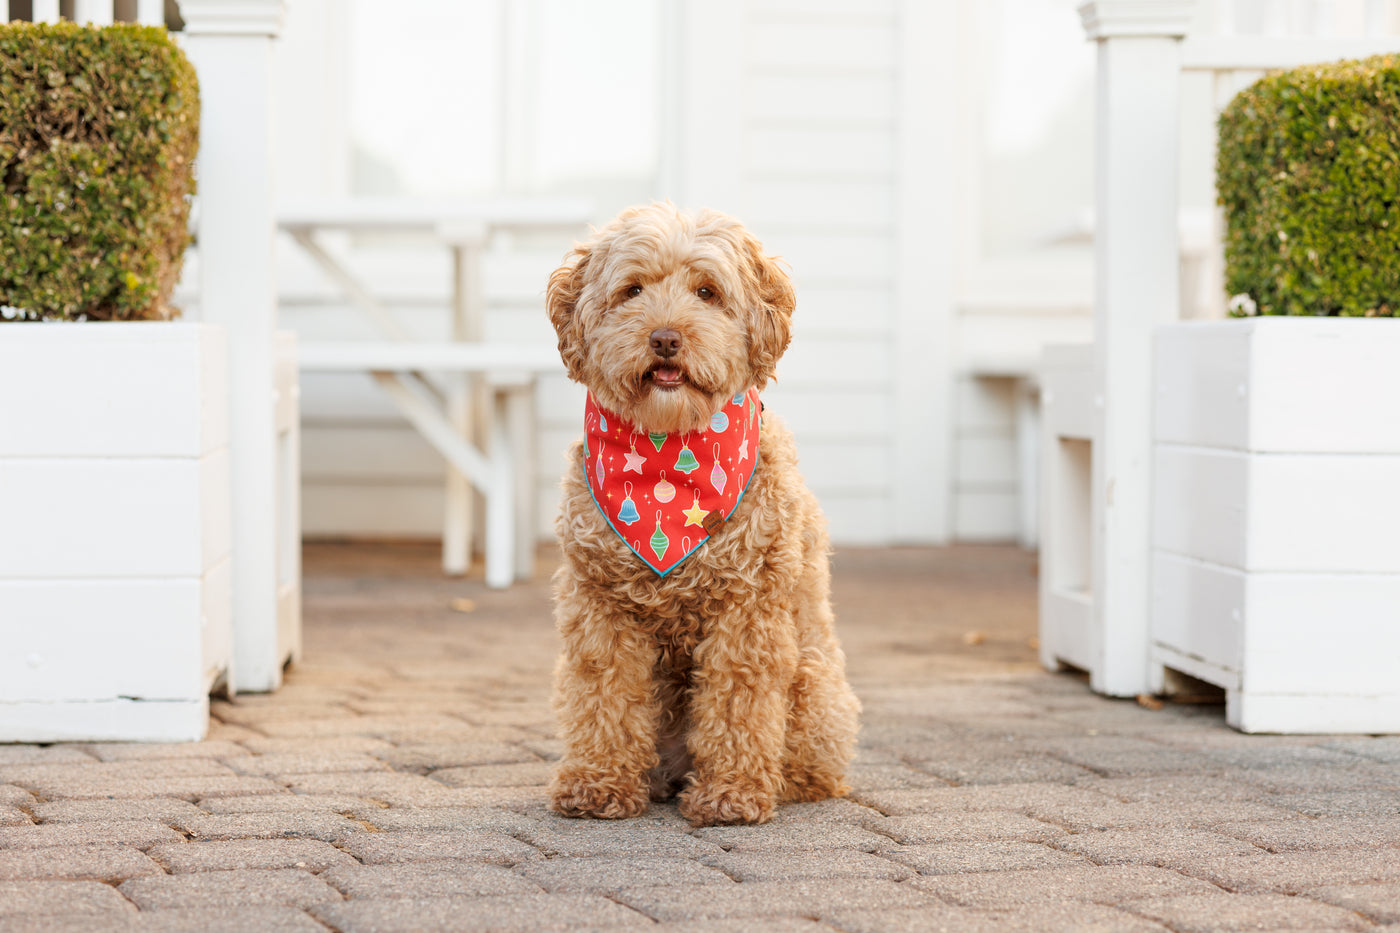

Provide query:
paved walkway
left=3, top=543, right=1400, bottom=932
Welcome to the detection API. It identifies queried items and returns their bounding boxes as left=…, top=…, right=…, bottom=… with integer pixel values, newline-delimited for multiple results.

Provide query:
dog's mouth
left=644, top=363, right=687, bottom=390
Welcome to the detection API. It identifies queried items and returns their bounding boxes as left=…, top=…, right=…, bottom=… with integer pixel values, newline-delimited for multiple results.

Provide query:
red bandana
left=584, top=388, right=762, bottom=575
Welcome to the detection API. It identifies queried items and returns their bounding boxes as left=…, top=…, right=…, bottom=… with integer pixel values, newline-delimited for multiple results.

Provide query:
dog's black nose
left=650, top=329, right=682, bottom=358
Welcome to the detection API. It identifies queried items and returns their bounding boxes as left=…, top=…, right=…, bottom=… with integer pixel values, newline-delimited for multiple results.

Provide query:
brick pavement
left=1, top=542, right=1398, bottom=931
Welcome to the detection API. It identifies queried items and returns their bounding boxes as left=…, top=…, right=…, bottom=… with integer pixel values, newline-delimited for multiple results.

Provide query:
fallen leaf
left=962, top=631, right=986, bottom=646
left=1136, top=694, right=1164, bottom=711
left=449, top=598, right=477, bottom=613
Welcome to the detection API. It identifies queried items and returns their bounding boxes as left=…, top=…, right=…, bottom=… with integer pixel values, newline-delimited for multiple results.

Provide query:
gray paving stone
left=283, top=771, right=516, bottom=806
left=226, top=753, right=393, bottom=776
left=1021, top=793, right=1299, bottom=831
left=1309, top=882, right=1400, bottom=923
left=0, top=913, right=138, bottom=933
left=1321, top=737, right=1400, bottom=764
left=119, top=868, right=342, bottom=909
left=766, top=798, right=880, bottom=824
left=823, top=903, right=1173, bottom=933
left=0, top=758, right=232, bottom=784
left=82, top=741, right=251, bottom=762
left=846, top=762, right=952, bottom=790
left=692, top=821, right=892, bottom=852
left=0, top=747, right=96, bottom=765
left=149, top=839, right=358, bottom=874
left=518, top=855, right=734, bottom=893
left=0, top=820, right=184, bottom=850
left=197, top=794, right=372, bottom=814
left=647, top=922, right=831, bottom=933
left=1201, top=745, right=1367, bottom=770
left=1176, top=850, right=1400, bottom=892
left=864, top=811, right=1066, bottom=845
left=520, top=824, right=722, bottom=858
left=255, top=715, right=487, bottom=741
left=1269, top=789, right=1400, bottom=818
left=912, top=754, right=1096, bottom=785
left=32, top=797, right=205, bottom=824
left=909, top=864, right=1219, bottom=907
left=0, top=784, right=35, bottom=806
left=322, top=861, right=543, bottom=898
left=1214, top=816, right=1400, bottom=852
left=0, top=879, right=137, bottom=916
left=0, top=844, right=163, bottom=881
left=174, top=812, right=365, bottom=842
left=23, top=775, right=285, bottom=801
left=614, top=878, right=939, bottom=921
left=881, top=840, right=1090, bottom=875
left=135, top=906, right=331, bottom=932
left=337, top=830, right=543, bottom=865
left=1030, top=737, right=1222, bottom=777
left=1127, top=892, right=1372, bottom=932
left=0, top=806, right=31, bottom=826
left=1242, top=763, right=1400, bottom=793
left=428, top=761, right=556, bottom=787
left=851, top=782, right=1111, bottom=816
left=1053, top=828, right=1264, bottom=865
left=312, top=894, right=652, bottom=931
left=700, top=849, right=913, bottom=882
left=211, top=702, right=357, bottom=726
left=238, top=736, right=396, bottom=756
left=372, top=742, right=540, bottom=771
left=348, top=805, right=541, bottom=835
left=1077, top=775, right=1278, bottom=802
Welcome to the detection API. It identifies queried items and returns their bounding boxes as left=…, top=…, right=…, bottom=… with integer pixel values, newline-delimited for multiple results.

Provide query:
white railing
left=5, top=0, right=164, bottom=24
left=1039, top=0, right=1400, bottom=697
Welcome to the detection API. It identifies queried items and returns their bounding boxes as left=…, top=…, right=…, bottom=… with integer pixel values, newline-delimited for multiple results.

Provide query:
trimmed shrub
left=1218, top=54, right=1400, bottom=317
left=0, top=22, right=198, bottom=322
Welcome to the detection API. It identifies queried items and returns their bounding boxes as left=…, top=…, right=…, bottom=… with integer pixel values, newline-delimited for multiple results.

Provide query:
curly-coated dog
left=544, top=202, right=860, bottom=827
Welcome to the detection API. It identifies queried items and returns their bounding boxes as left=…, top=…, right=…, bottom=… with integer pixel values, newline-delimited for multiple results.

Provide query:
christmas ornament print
left=654, top=470, right=675, bottom=503
left=584, top=387, right=762, bottom=575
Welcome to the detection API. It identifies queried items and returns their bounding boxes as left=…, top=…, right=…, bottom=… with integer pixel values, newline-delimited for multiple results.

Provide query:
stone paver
left=4, top=543, right=1400, bottom=932
left=322, top=861, right=544, bottom=898
left=338, top=830, right=543, bottom=865
left=149, top=838, right=358, bottom=874
left=313, top=894, right=652, bottom=932
left=0, top=880, right=138, bottom=916
left=119, top=868, right=342, bottom=909
left=518, top=855, right=735, bottom=892
left=1126, top=892, right=1373, bottom=932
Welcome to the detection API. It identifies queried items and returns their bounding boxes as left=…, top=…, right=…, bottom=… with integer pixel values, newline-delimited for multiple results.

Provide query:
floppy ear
left=742, top=236, right=796, bottom=388
left=546, top=243, right=592, bottom=383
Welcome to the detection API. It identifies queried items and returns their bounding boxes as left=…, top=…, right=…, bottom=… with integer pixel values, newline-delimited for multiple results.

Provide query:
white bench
left=297, top=342, right=563, bottom=589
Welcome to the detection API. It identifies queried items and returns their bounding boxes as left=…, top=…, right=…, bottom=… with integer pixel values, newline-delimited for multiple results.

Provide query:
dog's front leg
left=679, top=613, right=798, bottom=826
left=549, top=601, right=659, bottom=820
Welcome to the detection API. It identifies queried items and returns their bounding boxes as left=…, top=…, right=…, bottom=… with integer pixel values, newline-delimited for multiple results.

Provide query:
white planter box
left=0, top=323, right=232, bottom=742
left=1153, top=318, right=1400, bottom=733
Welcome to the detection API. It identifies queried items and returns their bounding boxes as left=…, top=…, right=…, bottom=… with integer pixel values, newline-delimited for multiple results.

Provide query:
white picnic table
left=278, top=196, right=590, bottom=587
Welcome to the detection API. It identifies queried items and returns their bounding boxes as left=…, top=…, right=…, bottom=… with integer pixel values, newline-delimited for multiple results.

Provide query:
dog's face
left=547, top=203, right=795, bottom=434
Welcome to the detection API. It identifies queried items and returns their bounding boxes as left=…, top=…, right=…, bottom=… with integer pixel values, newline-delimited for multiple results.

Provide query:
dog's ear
left=547, top=243, right=592, bottom=383
left=741, top=235, right=796, bottom=388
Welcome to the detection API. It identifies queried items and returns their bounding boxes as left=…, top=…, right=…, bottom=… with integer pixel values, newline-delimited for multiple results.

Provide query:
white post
left=1080, top=0, right=1195, bottom=696
left=73, top=0, right=114, bottom=24
left=32, top=0, right=59, bottom=23
left=136, top=0, right=163, bottom=25
left=179, top=0, right=288, bottom=692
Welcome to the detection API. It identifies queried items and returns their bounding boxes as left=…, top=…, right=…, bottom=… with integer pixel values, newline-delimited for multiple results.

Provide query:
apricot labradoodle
left=544, top=202, right=860, bottom=827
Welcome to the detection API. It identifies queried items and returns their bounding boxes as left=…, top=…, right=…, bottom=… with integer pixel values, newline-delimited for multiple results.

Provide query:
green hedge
left=1219, top=54, right=1400, bottom=317
left=0, top=22, right=198, bottom=322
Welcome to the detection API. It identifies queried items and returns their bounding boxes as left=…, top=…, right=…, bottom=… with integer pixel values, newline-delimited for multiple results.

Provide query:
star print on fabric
left=623, top=446, right=646, bottom=473
left=682, top=499, right=708, bottom=527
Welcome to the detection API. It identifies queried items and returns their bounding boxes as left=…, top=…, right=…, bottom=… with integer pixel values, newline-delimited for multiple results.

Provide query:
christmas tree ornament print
left=618, top=482, right=641, bottom=525
left=674, top=437, right=700, bottom=474
left=654, top=470, right=675, bottom=503
left=710, top=442, right=727, bottom=493
left=650, top=511, right=669, bottom=560
left=710, top=410, right=729, bottom=433
left=583, top=387, right=762, bottom=576
left=732, top=391, right=745, bottom=405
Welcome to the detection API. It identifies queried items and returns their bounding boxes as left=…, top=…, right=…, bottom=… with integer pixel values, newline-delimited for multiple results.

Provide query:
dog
left=544, top=202, right=860, bottom=827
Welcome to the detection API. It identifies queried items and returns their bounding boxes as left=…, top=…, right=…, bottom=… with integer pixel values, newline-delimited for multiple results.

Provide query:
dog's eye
left=626, top=285, right=642, bottom=299
left=697, top=286, right=715, bottom=301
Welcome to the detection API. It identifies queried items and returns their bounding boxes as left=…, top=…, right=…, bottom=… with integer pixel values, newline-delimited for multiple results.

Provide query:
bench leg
left=442, top=373, right=473, bottom=576
left=486, top=390, right=515, bottom=589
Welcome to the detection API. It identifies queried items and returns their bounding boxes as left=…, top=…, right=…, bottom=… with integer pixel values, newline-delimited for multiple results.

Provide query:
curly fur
left=545, top=202, right=860, bottom=826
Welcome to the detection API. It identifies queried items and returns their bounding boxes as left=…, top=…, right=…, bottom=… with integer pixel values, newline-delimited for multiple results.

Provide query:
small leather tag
left=702, top=510, right=724, bottom=536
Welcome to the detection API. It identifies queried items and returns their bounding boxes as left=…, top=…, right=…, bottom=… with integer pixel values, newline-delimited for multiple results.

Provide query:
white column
left=136, top=0, right=163, bottom=25
left=180, top=0, right=288, bottom=692
left=73, top=0, right=114, bottom=24
left=32, top=0, right=59, bottom=23
left=1081, top=0, right=1195, bottom=696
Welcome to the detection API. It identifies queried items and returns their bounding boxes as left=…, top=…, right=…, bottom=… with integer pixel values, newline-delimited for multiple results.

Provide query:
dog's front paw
left=550, top=765, right=649, bottom=820
left=679, top=780, right=775, bottom=826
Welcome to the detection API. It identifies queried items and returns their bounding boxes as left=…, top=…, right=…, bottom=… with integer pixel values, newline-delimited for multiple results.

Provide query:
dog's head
left=547, top=202, right=795, bottom=434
